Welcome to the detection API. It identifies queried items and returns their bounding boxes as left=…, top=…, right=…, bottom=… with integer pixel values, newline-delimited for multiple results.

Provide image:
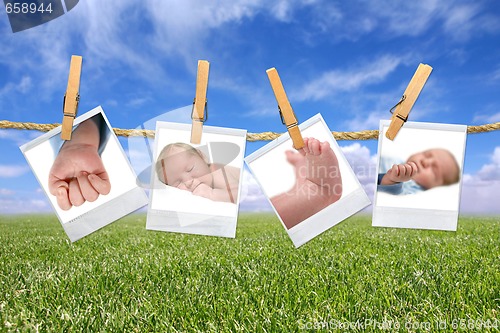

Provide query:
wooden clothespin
left=386, top=63, right=433, bottom=140
left=266, top=68, right=305, bottom=150
left=61, top=55, right=83, bottom=140
left=190, top=60, right=210, bottom=144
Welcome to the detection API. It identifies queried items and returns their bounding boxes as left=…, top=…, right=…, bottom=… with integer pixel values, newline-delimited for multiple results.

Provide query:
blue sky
left=1, top=0, right=500, bottom=214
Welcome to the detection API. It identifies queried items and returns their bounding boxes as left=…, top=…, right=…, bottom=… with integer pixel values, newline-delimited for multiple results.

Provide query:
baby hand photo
left=379, top=162, right=419, bottom=185
left=48, top=116, right=111, bottom=210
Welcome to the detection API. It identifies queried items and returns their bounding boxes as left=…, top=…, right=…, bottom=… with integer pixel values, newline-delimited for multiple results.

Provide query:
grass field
left=0, top=214, right=499, bottom=332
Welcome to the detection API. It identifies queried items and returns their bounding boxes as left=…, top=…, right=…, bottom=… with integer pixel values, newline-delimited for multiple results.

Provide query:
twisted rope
left=1, top=120, right=499, bottom=141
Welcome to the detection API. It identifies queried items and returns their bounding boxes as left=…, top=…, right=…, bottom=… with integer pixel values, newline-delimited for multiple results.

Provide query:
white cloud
left=342, top=109, right=387, bottom=133
left=341, top=143, right=378, bottom=207
left=472, top=105, right=500, bottom=124
left=368, top=0, right=498, bottom=41
left=268, top=0, right=319, bottom=22
left=0, top=187, right=51, bottom=213
left=143, top=0, right=264, bottom=67
left=29, top=200, right=49, bottom=209
left=0, top=165, right=29, bottom=178
left=478, top=112, right=500, bottom=123
left=1, top=0, right=496, bottom=109
left=294, top=55, right=405, bottom=101
left=460, top=181, right=500, bottom=214
left=0, top=129, right=34, bottom=146
left=338, top=77, right=445, bottom=132
left=460, top=146, right=500, bottom=213
left=301, top=0, right=499, bottom=43
left=370, top=0, right=441, bottom=37
left=476, top=147, right=500, bottom=180
left=493, top=148, right=500, bottom=164
left=443, top=4, right=500, bottom=41
left=294, top=0, right=440, bottom=42
left=270, top=1, right=293, bottom=22
left=0, top=188, right=15, bottom=196
left=0, top=76, right=32, bottom=96
left=126, top=96, right=151, bottom=108
left=0, top=25, right=73, bottom=100
left=443, top=4, right=479, bottom=38
left=0, top=0, right=275, bottom=101
left=493, top=68, right=500, bottom=81
left=0, top=198, right=50, bottom=213
left=239, top=166, right=272, bottom=211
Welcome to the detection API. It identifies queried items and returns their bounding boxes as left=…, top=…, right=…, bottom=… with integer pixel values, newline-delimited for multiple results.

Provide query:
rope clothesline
left=1, top=120, right=500, bottom=141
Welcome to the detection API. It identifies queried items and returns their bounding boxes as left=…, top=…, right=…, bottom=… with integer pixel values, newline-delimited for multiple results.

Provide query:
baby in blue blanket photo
left=377, top=148, right=460, bottom=195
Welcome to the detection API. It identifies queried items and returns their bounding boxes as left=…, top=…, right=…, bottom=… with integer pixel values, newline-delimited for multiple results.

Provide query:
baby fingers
left=407, top=161, right=419, bottom=176
left=390, top=164, right=414, bottom=180
left=69, top=178, right=85, bottom=207
left=56, top=186, right=72, bottom=211
left=402, top=164, right=414, bottom=177
left=88, top=173, right=111, bottom=195
left=77, top=171, right=99, bottom=202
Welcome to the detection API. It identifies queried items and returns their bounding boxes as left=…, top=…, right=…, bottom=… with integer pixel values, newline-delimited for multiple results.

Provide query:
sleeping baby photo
left=377, top=148, right=460, bottom=195
left=372, top=120, right=467, bottom=231
left=146, top=121, right=246, bottom=238
left=155, top=142, right=239, bottom=203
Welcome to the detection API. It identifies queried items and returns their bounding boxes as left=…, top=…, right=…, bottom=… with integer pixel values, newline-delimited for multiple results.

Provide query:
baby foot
left=285, top=150, right=307, bottom=181
left=301, top=138, right=343, bottom=199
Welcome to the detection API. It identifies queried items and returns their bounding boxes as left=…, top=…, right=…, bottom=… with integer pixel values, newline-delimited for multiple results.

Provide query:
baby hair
left=442, top=149, right=460, bottom=185
left=155, top=142, right=207, bottom=184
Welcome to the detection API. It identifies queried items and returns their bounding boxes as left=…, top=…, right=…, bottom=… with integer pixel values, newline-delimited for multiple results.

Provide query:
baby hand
left=48, top=143, right=111, bottom=210
left=381, top=162, right=418, bottom=185
left=192, top=183, right=214, bottom=200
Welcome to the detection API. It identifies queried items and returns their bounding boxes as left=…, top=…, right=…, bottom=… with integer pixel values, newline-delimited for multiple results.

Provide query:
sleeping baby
left=155, top=142, right=240, bottom=203
left=378, top=148, right=460, bottom=195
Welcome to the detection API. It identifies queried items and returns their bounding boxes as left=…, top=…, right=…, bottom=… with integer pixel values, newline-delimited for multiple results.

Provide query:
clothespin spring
left=278, top=106, right=299, bottom=129
left=389, top=95, right=408, bottom=122
left=62, top=93, right=80, bottom=118
left=191, top=97, right=208, bottom=122
left=278, top=106, right=285, bottom=125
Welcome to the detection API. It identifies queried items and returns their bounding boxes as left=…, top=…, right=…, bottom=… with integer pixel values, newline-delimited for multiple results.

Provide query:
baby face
left=161, top=147, right=212, bottom=192
left=406, top=149, right=459, bottom=189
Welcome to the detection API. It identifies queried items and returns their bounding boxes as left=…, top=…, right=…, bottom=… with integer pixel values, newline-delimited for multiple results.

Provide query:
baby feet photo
left=373, top=120, right=467, bottom=231
left=271, top=137, right=343, bottom=229
left=245, top=114, right=370, bottom=247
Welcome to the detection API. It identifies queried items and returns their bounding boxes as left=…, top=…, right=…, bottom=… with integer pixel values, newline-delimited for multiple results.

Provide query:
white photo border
left=245, top=113, right=371, bottom=248
left=20, top=106, right=148, bottom=242
left=146, top=121, right=247, bottom=238
left=372, top=120, right=467, bottom=231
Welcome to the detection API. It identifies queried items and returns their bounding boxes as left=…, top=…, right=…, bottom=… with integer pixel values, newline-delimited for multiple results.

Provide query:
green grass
left=0, top=214, right=499, bottom=332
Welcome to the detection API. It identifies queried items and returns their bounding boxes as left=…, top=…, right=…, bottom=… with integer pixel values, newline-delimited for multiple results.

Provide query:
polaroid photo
left=146, top=121, right=247, bottom=238
left=20, top=106, right=148, bottom=242
left=245, top=114, right=371, bottom=248
left=372, top=120, right=467, bottom=231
